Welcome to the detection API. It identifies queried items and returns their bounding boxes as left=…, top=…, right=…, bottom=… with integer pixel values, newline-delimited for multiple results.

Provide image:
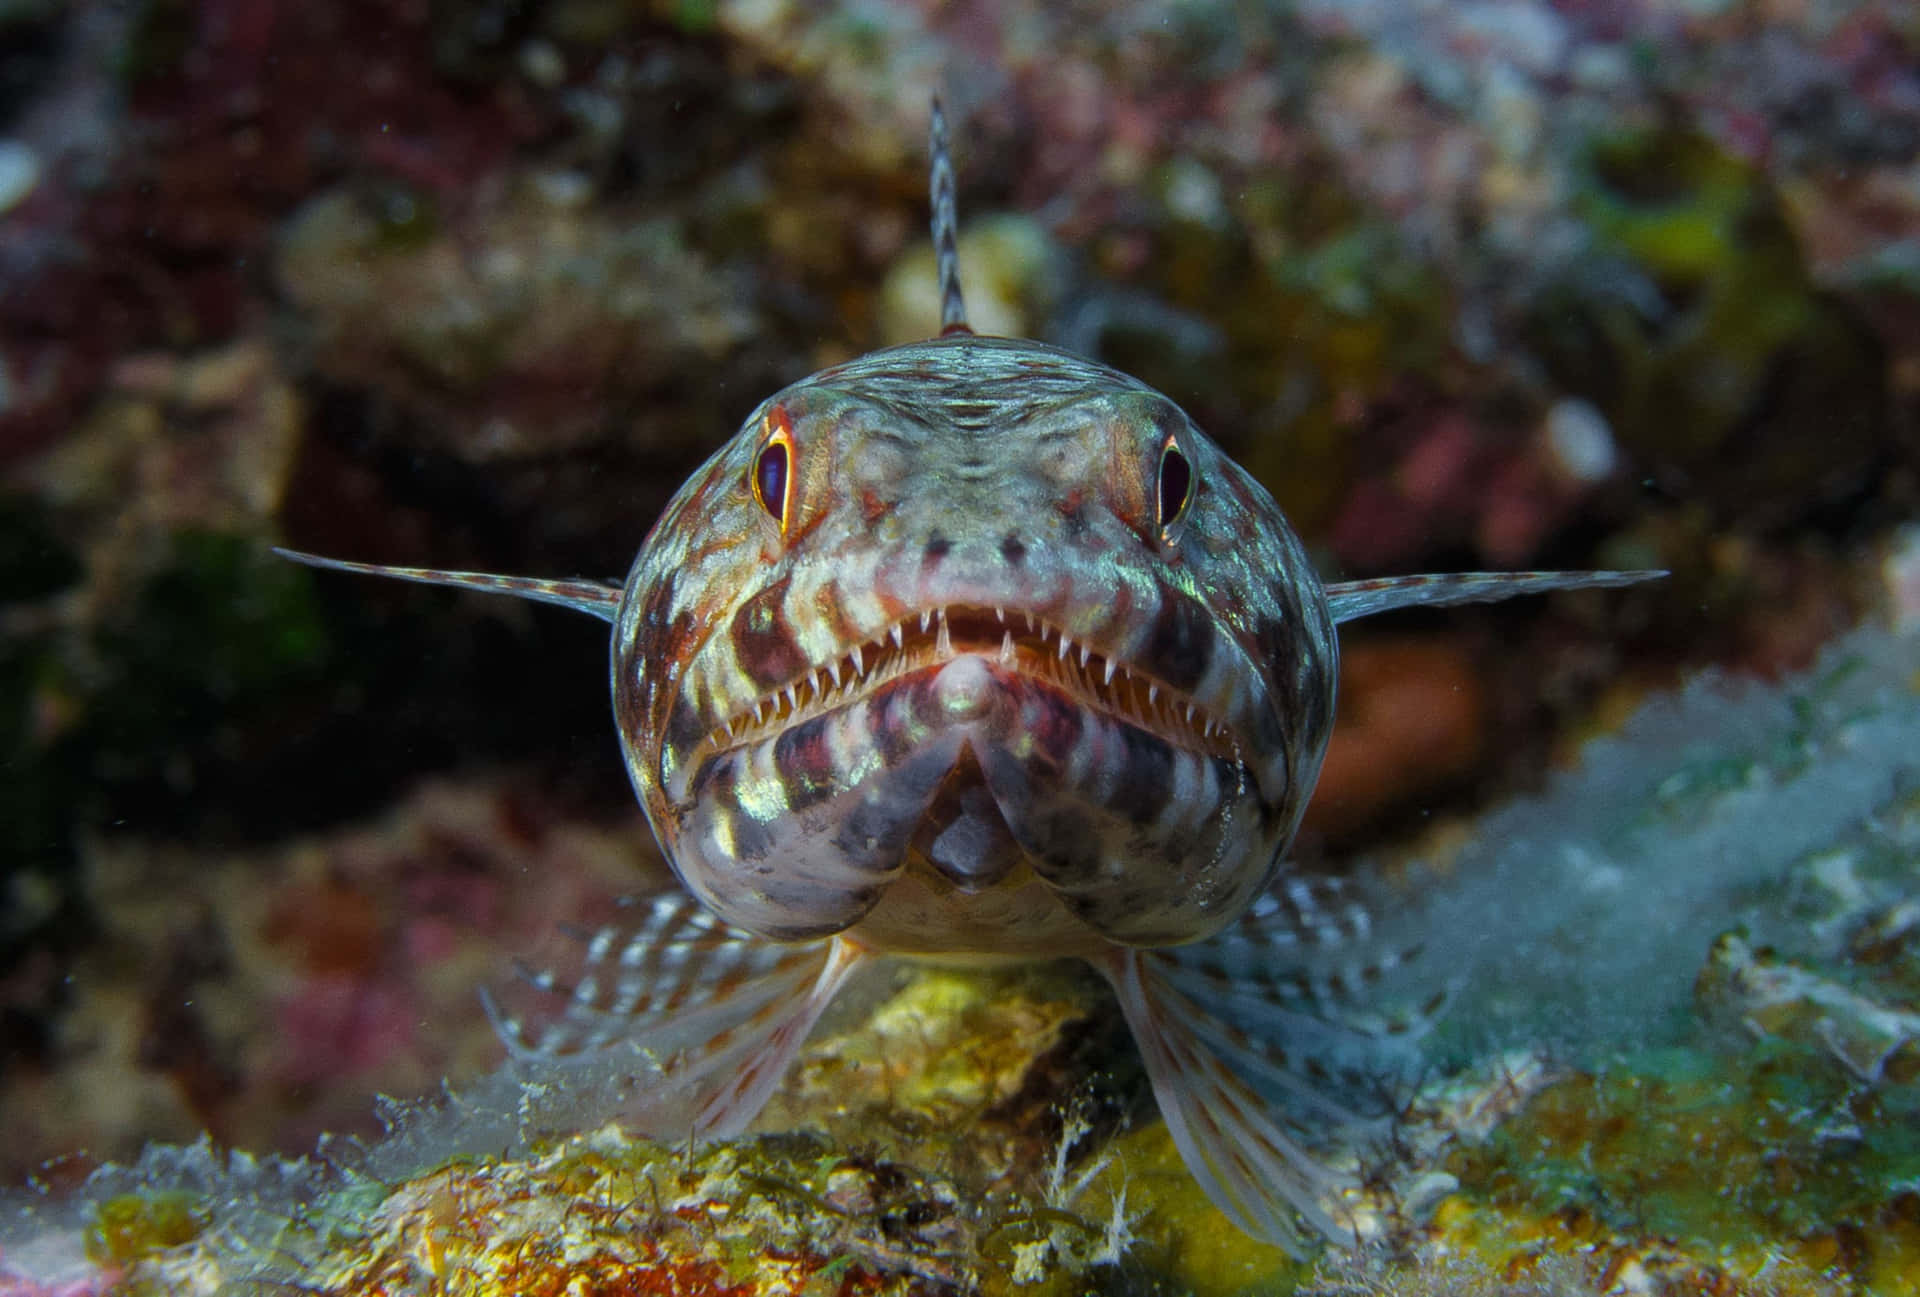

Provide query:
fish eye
left=753, top=412, right=795, bottom=528
left=1157, top=439, right=1193, bottom=532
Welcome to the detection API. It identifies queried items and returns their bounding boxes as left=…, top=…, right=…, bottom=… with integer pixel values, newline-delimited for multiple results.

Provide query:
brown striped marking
left=728, top=578, right=808, bottom=689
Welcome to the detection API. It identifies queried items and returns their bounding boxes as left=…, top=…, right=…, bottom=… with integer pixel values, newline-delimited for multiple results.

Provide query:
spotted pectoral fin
left=1096, top=947, right=1360, bottom=1254
left=1324, top=569, right=1665, bottom=624
left=1161, top=876, right=1445, bottom=1044
left=274, top=547, right=622, bottom=622
left=1105, top=876, right=1449, bottom=1250
left=484, top=892, right=871, bottom=1139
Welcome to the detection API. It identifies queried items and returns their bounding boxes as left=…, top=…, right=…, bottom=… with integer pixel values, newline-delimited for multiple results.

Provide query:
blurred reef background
left=1, top=0, right=1918, bottom=1292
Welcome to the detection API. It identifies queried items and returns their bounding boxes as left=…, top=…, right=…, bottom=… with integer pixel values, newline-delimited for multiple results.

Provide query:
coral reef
left=1, top=0, right=1917, bottom=1291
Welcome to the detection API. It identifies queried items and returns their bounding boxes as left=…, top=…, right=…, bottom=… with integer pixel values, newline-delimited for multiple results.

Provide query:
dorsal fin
left=274, top=547, right=622, bottom=623
left=929, top=95, right=970, bottom=337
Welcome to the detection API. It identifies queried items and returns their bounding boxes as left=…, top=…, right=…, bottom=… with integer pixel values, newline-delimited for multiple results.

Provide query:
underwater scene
left=2, top=0, right=1918, bottom=1292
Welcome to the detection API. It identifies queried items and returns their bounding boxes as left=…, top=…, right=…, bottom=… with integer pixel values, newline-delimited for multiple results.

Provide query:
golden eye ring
left=1157, top=436, right=1193, bottom=534
left=753, top=407, right=797, bottom=530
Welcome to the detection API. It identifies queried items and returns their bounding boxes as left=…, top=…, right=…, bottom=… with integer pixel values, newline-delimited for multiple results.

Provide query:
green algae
left=1534, top=127, right=1888, bottom=527
left=97, top=531, right=335, bottom=712
left=84, top=1190, right=207, bottom=1266
left=2, top=528, right=341, bottom=966
left=1578, top=131, right=1773, bottom=284
left=72, top=530, right=339, bottom=832
left=1453, top=1040, right=1920, bottom=1256
left=1073, top=1122, right=1311, bottom=1297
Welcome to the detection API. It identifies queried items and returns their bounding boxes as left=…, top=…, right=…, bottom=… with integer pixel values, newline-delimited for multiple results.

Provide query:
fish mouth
left=693, top=604, right=1239, bottom=765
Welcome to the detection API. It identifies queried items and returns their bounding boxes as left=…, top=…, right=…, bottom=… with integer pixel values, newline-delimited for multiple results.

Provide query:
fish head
left=614, top=334, right=1337, bottom=950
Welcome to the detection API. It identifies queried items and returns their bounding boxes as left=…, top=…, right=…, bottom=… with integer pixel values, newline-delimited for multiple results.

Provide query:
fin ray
left=274, top=547, right=621, bottom=622
left=1096, top=949, right=1355, bottom=1254
left=1165, top=983, right=1383, bottom=1126
left=485, top=892, right=870, bottom=1140
left=488, top=893, right=809, bottom=1055
left=688, top=936, right=868, bottom=1137
left=1325, top=569, right=1664, bottom=624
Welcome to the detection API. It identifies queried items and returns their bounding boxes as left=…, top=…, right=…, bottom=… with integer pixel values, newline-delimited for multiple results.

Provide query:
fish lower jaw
left=692, top=602, right=1241, bottom=765
left=840, top=869, right=1121, bottom=960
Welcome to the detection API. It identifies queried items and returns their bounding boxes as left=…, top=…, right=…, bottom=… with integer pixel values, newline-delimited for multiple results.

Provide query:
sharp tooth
left=850, top=645, right=864, bottom=677
left=827, top=661, right=842, bottom=689
left=1103, top=659, right=1117, bottom=686
left=1057, top=633, right=1071, bottom=660
left=936, top=610, right=952, bottom=657
left=1079, top=644, right=1091, bottom=668
left=889, top=623, right=904, bottom=649
left=1185, top=703, right=1196, bottom=724
left=995, top=605, right=1004, bottom=623
left=1000, top=630, right=1015, bottom=666
left=783, top=685, right=796, bottom=711
left=1148, top=684, right=1159, bottom=705
left=920, top=610, right=932, bottom=632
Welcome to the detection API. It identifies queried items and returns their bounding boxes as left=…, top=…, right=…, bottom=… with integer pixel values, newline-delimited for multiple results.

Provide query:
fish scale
left=277, top=98, right=1662, bottom=1254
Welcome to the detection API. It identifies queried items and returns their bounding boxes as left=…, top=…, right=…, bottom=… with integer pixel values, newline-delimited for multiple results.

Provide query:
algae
left=83, top=1190, right=206, bottom=1267
left=1534, top=128, right=1888, bottom=528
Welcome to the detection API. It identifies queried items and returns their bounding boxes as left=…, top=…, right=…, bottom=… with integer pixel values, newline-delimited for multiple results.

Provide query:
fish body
left=278, top=102, right=1660, bottom=1251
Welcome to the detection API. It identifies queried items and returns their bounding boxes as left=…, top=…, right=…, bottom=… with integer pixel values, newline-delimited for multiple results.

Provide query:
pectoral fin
left=486, top=892, right=870, bottom=1139
left=1325, top=568, right=1664, bottom=624
left=1095, top=947, right=1358, bottom=1254
left=274, top=547, right=622, bottom=622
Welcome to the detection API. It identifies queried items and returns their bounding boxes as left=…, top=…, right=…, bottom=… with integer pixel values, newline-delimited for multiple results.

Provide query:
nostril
left=924, top=533, right=952, bottom=562
left=999, top=534, right=1027, bottom=565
